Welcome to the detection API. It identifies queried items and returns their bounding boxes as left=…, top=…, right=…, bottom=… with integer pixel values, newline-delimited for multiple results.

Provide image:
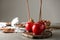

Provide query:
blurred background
left=0, top=0, right=60, bottom=26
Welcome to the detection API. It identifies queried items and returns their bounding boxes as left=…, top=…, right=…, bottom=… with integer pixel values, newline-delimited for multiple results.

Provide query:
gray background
left=0, top=0, right=60, bottom=25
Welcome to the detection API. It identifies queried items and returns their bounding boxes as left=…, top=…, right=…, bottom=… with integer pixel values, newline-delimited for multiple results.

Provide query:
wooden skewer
left=26, top=0, right=30, bottom=20
left=26, top=0, right=42, bottom=21
left=39, top=0, right=42, bottom=20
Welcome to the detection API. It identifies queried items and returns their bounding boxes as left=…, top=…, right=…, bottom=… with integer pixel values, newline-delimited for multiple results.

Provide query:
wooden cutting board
left=22, top=31, right=52, bottom=39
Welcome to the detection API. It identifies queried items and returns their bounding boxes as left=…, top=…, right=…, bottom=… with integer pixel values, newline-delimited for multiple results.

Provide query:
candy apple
left=44, top=20, right=51, bottom=29
left=25, top=18, right=34, bottom=32
left=32, top=22, right=45, bottom=35
left=39, top=24, right=45, bottom=33
left=37, top=20, right=51, bottom=29
left=32, top=23, right=40, bottom=35
left=37, top=20, right=45, bottom=25
left=44, top=20, right=51, bottom=26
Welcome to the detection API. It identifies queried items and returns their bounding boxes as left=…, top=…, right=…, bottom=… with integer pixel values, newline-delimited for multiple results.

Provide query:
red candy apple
left=32, top=23, right=40, bottom=35
left=37, top=20, right=51, bottom=29
left=37, top=20, right=45, bottom=25
left=32, top=22, right=45, bottom=35
left=25, top=18, right=34, bottom=32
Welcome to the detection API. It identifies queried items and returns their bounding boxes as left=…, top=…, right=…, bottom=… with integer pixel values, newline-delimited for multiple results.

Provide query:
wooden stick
left=39, top=0, right=42, bottom=20
left=26, top=0, right=30, bottom=20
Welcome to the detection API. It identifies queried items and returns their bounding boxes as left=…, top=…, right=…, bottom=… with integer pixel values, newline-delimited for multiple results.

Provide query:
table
left=0, top=29, right=60, bottom=40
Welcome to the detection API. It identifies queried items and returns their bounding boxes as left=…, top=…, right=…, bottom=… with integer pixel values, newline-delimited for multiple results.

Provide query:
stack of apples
left=25, top=18, right=51, bottom=35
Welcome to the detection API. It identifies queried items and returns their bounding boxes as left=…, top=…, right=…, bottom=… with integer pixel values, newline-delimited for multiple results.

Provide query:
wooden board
left=22, top=31, right=52, bottom=39
left=2, top=28, right=15, bottom=33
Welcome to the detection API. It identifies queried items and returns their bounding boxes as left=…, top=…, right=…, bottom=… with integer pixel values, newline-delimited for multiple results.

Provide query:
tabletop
left=0, top=29, right=60, bottom=40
